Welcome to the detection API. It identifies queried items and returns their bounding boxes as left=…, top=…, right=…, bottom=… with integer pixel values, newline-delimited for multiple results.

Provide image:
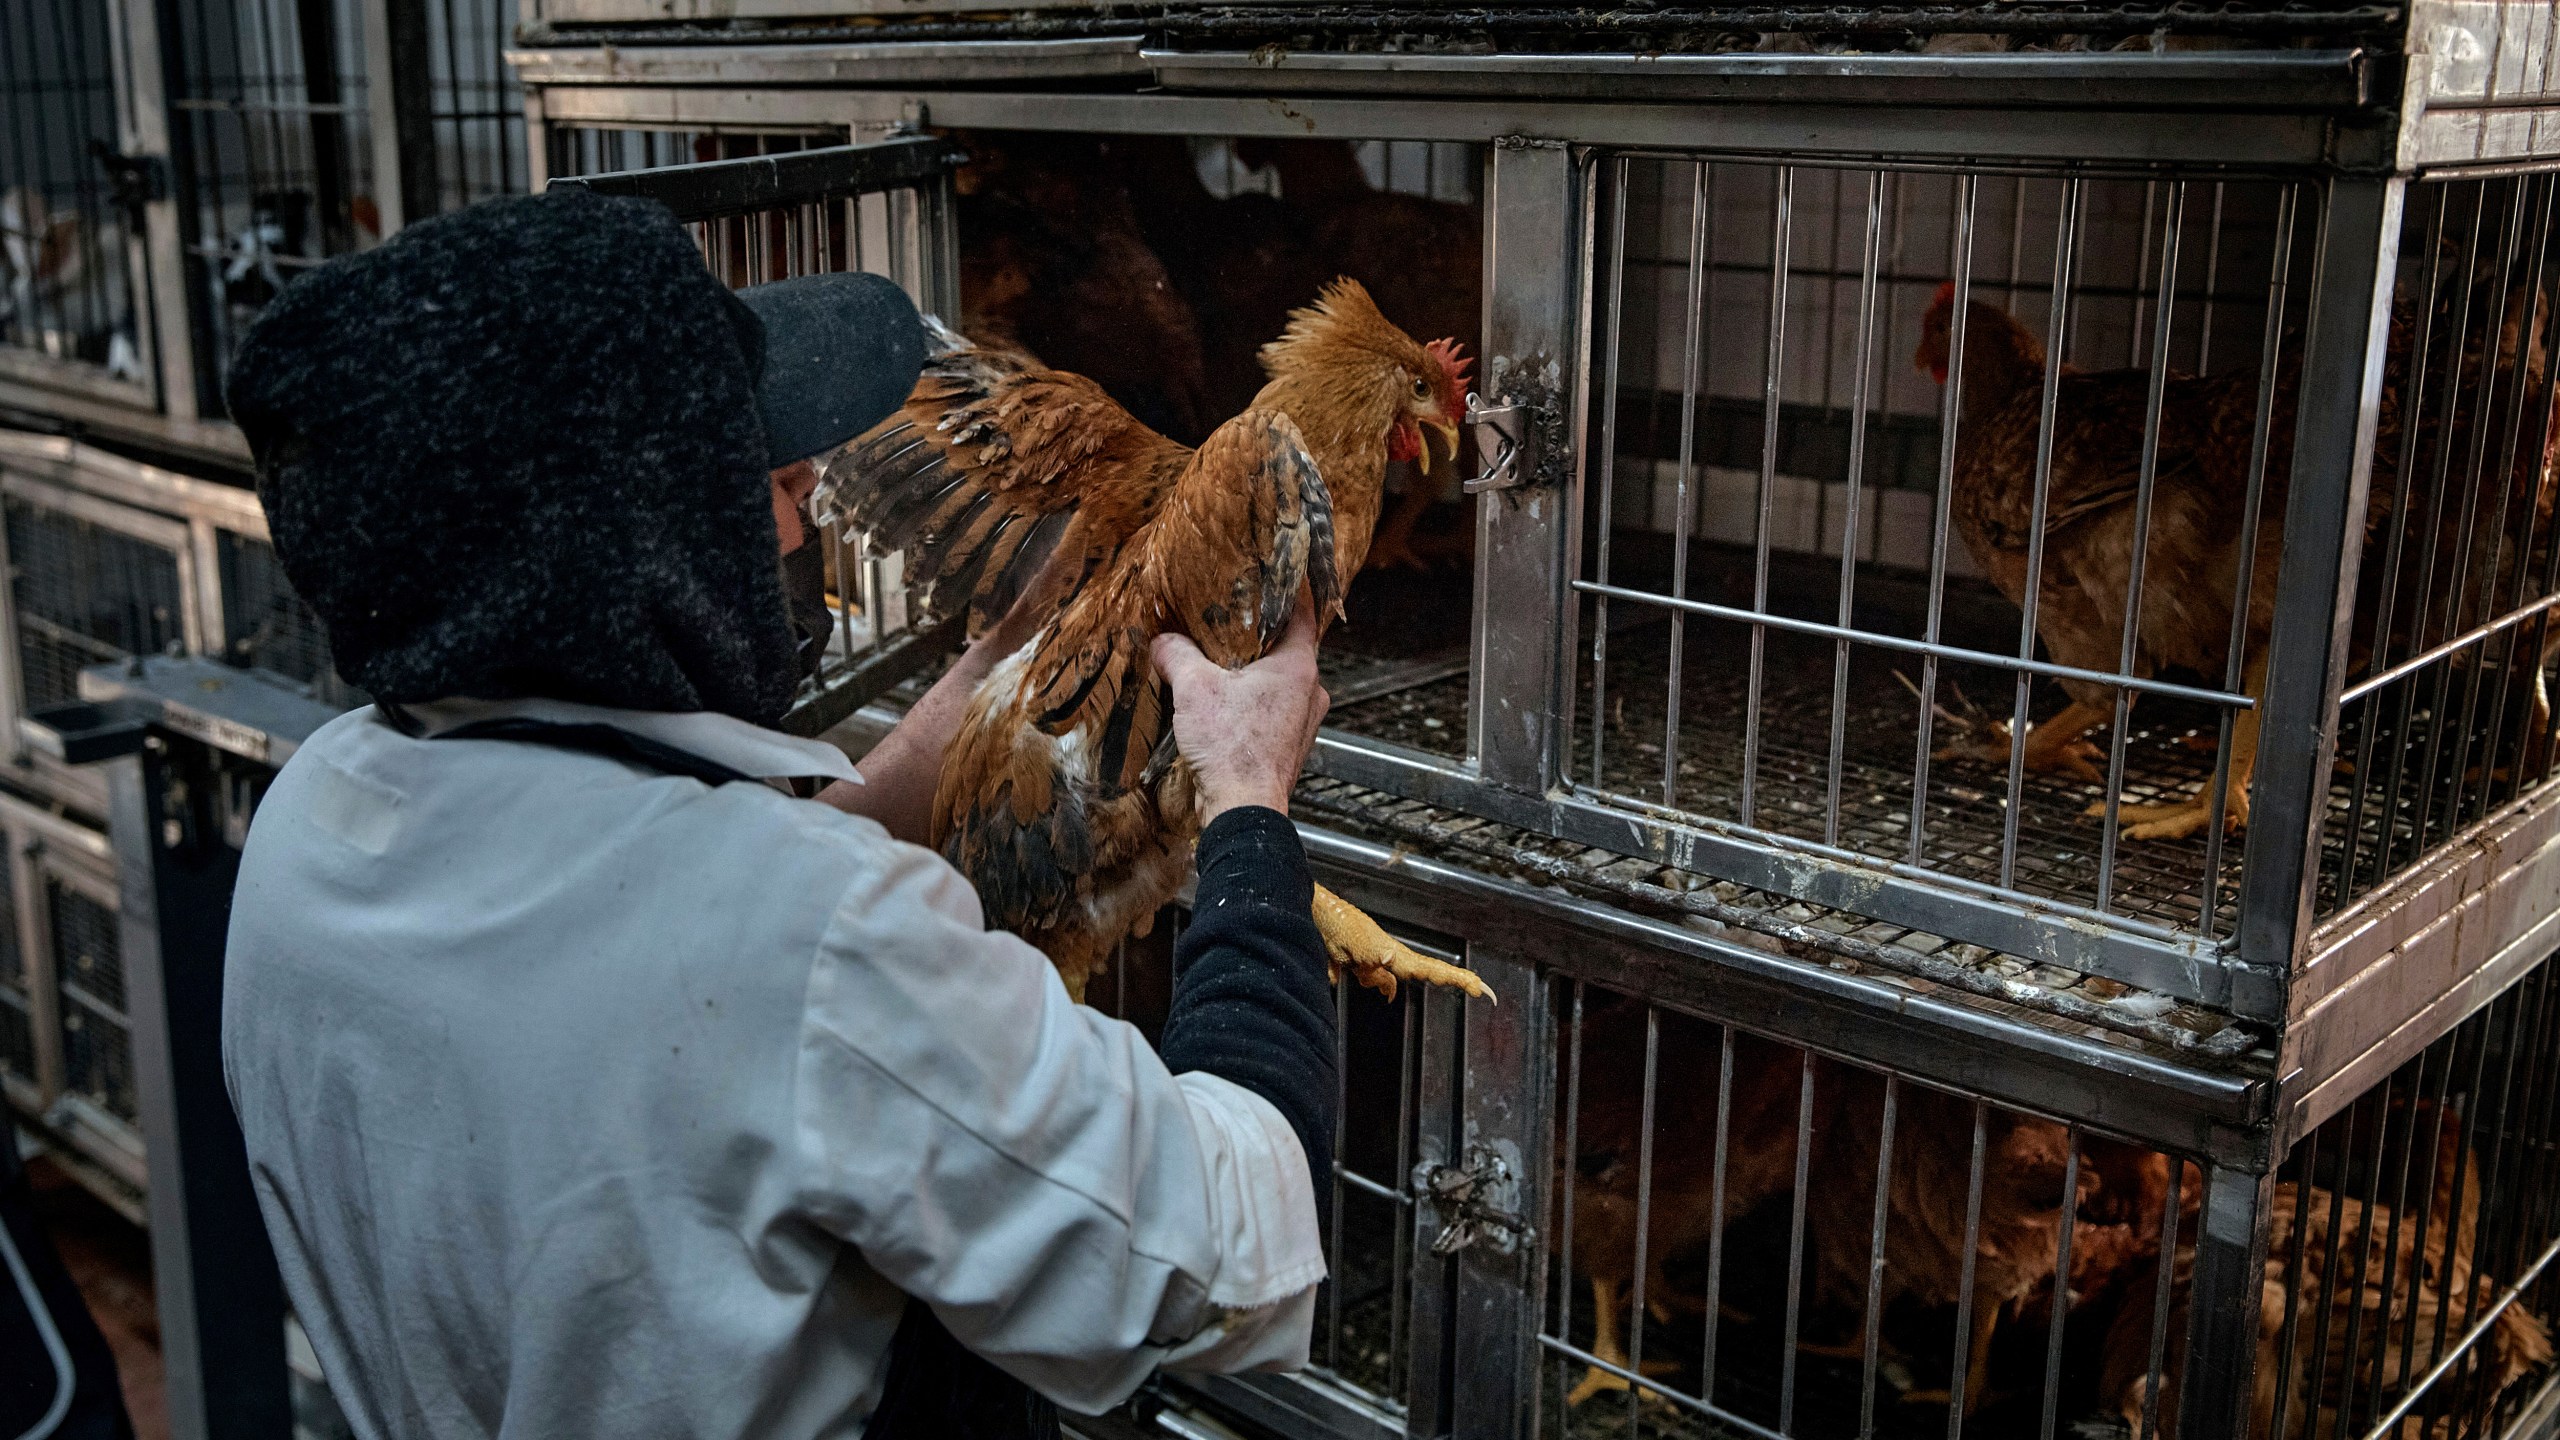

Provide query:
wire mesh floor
left=1336, top=613, right=2250, bottom=939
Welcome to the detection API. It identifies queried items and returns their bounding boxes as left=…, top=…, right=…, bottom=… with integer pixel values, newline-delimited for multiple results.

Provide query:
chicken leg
left=1565, top=1276, right=1680, bottom=1407
left=2096, top=653, right=2265, bottom=842
left=1312, top=885, right=1494, bottom=1001
left=1935, top=699, right=2113, bottom=784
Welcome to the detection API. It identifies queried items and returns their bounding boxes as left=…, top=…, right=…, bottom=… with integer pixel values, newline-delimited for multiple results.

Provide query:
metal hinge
left=1463, top=393, right=1543, bottom=495
left=1416, top=1145, right=1536, bottom=1257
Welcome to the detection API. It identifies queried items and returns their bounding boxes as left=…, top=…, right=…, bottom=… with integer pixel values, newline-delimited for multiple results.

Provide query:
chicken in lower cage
left=818, top=279, right=1492, bottom=1004
left=1558, top=1005, right=2180, bottom=1422
left=2096, top=1104, right=2551, bottom=1440
left=1915, top=285, right=2299, bottom=843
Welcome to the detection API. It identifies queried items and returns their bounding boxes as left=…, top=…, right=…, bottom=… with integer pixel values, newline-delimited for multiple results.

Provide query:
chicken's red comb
left=1930, top=281, right=1959, bottom=309
left=1426, top=337, right=1474, bottom=392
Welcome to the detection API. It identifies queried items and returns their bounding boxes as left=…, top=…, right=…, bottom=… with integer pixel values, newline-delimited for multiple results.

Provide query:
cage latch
left=1417, top=1146, right=1535, bottom=1257
left=1462, top=394, right=1541, bottom=495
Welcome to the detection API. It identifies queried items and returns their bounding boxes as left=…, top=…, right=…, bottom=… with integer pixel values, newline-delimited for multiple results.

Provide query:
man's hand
left=1152, top=596, right=1330, bottom=821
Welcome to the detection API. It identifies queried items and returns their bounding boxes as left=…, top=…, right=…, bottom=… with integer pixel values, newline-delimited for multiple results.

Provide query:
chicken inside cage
left=1402, top=156, right=2550, bottom=954
left=1540, top=984, right=2183, bottom=1440
left=1, top=1, right=147, bottom=383
left=1539, top=976, right=2559, bottom=1440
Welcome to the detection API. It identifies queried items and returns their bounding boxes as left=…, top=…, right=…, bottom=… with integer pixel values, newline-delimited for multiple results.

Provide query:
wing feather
left=817, top=319, right=1191, bottom=627
left=934, top=408, right=1340, bottom=924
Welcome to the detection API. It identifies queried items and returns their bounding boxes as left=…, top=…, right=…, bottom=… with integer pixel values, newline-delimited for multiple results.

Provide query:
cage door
left=0, top=0, right=185, bottom=417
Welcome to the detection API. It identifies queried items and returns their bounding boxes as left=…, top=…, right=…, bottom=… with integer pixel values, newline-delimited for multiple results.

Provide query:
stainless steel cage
left=0, top=0, right=524, bottom=465
left=0, top=430, right=333, bottom=814
left=0, top=784, right=137, bottom=1219
left=505, top=29, right=2560, bottom=1436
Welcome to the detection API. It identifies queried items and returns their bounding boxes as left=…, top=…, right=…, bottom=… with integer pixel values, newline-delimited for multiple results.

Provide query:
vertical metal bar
left=2132, top=179, right=2161, bottom=367
left=1857, top=1075, right=1899, bottom=1440
left=1945, top=1103, right=1990, bottom=1436
left=1553, top=982, right=1585, bottom=1426
left=1468, top=137, right=1581, bottom=798
left=2199, top=182, right=2302, bottom=934
left=2137, top=1158, right=2186, bottom=1440
left=1589, top=158, right=1630, bottom=792
left=1624, top=1008, right=1661, bottom=1427
left=2269, top=1131, right=2321, bottom=1440
left=1824, top=170, right=1885, bottom=848
left=2198, top=181, right=2228, bottom=372
left=1740, top=165, right=1794, bottom=830
left=2179, top=1167, right=2278, bottom=1440
left=118, top=0, right=202, bottom=419
left=2474, top=175, right=2559, bottom=813
left=1439, top=942, right=1550, bottom=1440
left=1700, top=1024, right=1736, bottom=1405
left=1664, top=160, right=1709, bottom=809
left=2335, top=1087, right=2398, bottom=1440
left=2094, top=182, right=2188, bottom=911
left=1327, top=963, right=1349, bottom=1371
left=2237, top=176, right=2405, bottom=983
left=2037, top=1127, right=2082, bottom=1440
left=1910, top=176, right=1981, bottom=867
left=1779, top=1050, right=1816, bottom=1436
left=1999, top=179, right=2084, bottom=889
left=2423, top=1014, right=2493, bottom=1381
left=1391, top=985, right=1418, bottom=1404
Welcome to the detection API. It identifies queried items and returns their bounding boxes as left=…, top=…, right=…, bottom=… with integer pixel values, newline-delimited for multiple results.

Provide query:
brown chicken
left=819, top=280, right=1488, bottom=1002
left=947, top=131, right=1216, bottom=444
left=1231, top=140, right=1485, bottom=571
left=2098, top=1106, right=2551, bottom=1440
left=1916, top=286, right=2296, bottom=840
left=1559, top=1009, right=2148, bottom=1416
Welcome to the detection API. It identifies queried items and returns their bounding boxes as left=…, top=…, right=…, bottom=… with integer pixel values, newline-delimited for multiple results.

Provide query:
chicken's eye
left=1411, top=375, right=1429, bottom=398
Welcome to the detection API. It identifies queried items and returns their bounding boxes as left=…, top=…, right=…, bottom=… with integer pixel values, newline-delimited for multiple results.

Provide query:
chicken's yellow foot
left=1310, top=884, right=1493, bottom=1003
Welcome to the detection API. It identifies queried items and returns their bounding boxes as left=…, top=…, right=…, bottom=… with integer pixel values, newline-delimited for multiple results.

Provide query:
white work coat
left=222, top=697, right=1324, bottom=1439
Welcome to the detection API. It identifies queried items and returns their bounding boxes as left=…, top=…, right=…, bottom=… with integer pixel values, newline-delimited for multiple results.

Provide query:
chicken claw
left=2092, top=784, right=2250, bottom=842
left=1310, top=884, right=1493, bottom=1003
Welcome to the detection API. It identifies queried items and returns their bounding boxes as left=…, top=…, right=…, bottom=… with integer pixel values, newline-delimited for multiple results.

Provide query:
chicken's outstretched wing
left=817, top=318, right=1193, bottom=625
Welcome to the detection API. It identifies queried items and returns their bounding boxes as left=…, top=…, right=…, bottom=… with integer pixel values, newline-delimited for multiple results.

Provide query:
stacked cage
left=508, top=6, right=2560, bottom=1436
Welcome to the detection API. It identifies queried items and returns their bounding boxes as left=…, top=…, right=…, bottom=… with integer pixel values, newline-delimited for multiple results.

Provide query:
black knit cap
left=228, top=189, right=922, bottom=728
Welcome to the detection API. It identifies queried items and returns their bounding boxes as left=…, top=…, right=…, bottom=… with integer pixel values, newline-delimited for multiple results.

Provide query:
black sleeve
left=1155, top=806, right=1338, bottom=1208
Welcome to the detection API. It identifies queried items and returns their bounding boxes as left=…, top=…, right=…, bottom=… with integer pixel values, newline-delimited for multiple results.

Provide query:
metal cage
left=504, top=25, right=2560, bottom=1436
left=0, top=784, right=137, bottom=1218
left=0, top=0, right=524, bottom=463
left=0, top=429, right=338, bottom=814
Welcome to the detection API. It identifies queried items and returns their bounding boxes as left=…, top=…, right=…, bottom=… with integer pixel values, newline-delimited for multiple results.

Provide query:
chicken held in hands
left=1916, top=285, right=2294, bottom=841
left=820, top=280, right=1488, bottom=1003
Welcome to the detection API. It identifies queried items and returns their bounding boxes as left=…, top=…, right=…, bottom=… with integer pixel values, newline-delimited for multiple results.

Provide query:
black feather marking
left=978, top=509, right=1074, bottom=623
left=1094, top=643, right=1146, bottom=793
left=1032, top=638, right=1115, bottom=733
left=924, top=511, right=1018, bottom=619
left=911, top=490, right=997, bottom=581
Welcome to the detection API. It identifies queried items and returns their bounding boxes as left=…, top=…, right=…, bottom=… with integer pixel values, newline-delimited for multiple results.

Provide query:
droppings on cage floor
left=1293, top=774, right=2264, bottom=1060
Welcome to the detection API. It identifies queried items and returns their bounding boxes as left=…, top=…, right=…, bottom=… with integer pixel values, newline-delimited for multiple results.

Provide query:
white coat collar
left=398, top=696, right=861, bottom=785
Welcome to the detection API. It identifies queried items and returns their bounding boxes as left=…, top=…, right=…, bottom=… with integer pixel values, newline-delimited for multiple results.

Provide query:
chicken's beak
left=1422, top=419, right=1462, bottom=477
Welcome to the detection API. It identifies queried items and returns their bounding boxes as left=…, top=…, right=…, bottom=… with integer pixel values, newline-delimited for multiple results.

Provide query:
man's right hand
left=1152, top=596, right=1330, bottom=821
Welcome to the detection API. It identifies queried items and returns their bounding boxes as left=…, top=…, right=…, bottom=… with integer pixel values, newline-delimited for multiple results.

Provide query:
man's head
left=228, top=189, right=924, bottom=727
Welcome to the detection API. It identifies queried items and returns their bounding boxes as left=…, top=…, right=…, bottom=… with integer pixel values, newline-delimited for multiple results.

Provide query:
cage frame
left=0, top=782, right=138, bottom=1200
left=0, top=429, right=293, bottom=817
